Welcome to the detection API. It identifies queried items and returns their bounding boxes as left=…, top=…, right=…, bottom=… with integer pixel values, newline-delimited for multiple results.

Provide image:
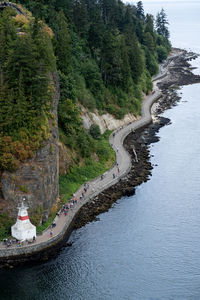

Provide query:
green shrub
left=89, top=124, right=101, bottom=139
left=20, top=185, right=29, bottom=193
left=59, top=131, right=115, bottom=201
left=156, top=45, right=168, bottom=62
left=0, top=213, right=14, bottom=240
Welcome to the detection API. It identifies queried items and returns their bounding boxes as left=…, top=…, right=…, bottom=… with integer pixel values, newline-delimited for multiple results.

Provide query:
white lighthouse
left=11, top=198, right=36, bottom=241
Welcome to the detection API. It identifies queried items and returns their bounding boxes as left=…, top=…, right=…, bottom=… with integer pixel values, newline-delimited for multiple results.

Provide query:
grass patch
left=59, top=130, right=115, bottom=202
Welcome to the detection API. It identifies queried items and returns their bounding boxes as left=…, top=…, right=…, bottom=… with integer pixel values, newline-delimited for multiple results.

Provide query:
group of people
left=48, top=124, right=127, bottom=239
left=3, top=236, right=36, bottom=248
left=49, top=193, right=82, bottom=237
left=79, top=183, right=90, bottom=201
left=112, top=125, right=125, bottom=139
left=60, top=201, right=74, bottom=216
left=49, top=184, right=92, bottom=238
left=3, top=238, right=16, bottom=248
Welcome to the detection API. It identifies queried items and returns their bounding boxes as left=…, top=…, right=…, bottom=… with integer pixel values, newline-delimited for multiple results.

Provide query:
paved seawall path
left=0, top=52, right=178, bottom=260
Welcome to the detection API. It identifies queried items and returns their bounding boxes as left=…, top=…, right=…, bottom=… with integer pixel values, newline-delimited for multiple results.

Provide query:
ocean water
left=1, top=1, right=200, bottom=300
left=143, top=0, right=200, bottom=52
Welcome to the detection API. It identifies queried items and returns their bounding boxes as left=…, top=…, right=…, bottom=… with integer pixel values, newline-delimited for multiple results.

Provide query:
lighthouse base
left=11, top=222, right=36, bottom=241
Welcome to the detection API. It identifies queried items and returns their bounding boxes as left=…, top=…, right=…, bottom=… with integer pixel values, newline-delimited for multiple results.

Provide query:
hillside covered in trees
left=1, top=0, right=171, bottom=170
left=17, top=0, right=171, bottom=116
left=0, top=0, right=170, bottom=235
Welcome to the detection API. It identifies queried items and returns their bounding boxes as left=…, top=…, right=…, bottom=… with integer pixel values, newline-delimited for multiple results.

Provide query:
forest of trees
left=0, top=0, right=171, bottom=172
left=0, top=6, right=56, bottom=171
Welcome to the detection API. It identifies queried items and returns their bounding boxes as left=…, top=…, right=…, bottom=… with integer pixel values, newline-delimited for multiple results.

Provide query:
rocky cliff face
left=0, top=73, right=60, bottom=222
left=80, top=105, right=139, bottom=134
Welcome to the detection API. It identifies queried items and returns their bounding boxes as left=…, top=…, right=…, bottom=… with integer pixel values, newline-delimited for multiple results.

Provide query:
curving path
left=0, top=53, right=177, bottom=256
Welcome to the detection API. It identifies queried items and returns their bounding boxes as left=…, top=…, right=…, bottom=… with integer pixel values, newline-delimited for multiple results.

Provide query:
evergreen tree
left=144, top=32, right=155, bottom=53
left=156, top=45, right=168, bottom=62
left=13, top=69, right=28, bottom=129
left=145, top=14, right=154, bottom=36
left=53, top=10, right=71, bottom=74
left=73, top=0, right=89, bottom=37
left=100, top=0, right=113, bottom=25
left=55, top=0, right=73, bottom=21
left=0, top=8, right=17, bottom=81
left=5, top=34, right=50, bottom=113
left=135, top=19, right=144, bottom=43
left=145, top=49, right=158, bottom=76
left=88, top=11, right=105, bottom=57
left=125, top=31, right=144, bottom=83
left=100, top=31, right=130, bottom=88
left=123, top=5, right=136, bottom=34
left=0, top=83, right=14, bottom=135
left=26, top=0, right=48, bottom=20
left=136, top=1, right=145, bottom=20
left=156, top=8, right=170, bottom=39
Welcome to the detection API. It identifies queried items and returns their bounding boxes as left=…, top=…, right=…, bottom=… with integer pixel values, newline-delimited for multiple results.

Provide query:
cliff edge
left=0, top=73, right=60, bottom=222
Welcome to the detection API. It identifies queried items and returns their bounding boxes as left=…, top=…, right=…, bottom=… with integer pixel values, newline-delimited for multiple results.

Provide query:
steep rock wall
left=0, top=73, right=60, bottom=222
left=59, top=142, right=73, bottom=175
left=80, top=105, right=140, bottom=134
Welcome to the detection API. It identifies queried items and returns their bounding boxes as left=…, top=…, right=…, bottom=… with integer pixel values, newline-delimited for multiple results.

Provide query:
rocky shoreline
left=73, top=49, right=200, bottom=230
left=1, top=49, right=200, bottom=268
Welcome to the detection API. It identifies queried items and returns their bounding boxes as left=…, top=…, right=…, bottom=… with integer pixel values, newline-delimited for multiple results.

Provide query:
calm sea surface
left=1, top=1, right=200, bottom=299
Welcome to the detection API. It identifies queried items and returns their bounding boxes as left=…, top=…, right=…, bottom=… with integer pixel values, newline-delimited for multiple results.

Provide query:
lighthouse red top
left=18, top=215, right=29, bottom=221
